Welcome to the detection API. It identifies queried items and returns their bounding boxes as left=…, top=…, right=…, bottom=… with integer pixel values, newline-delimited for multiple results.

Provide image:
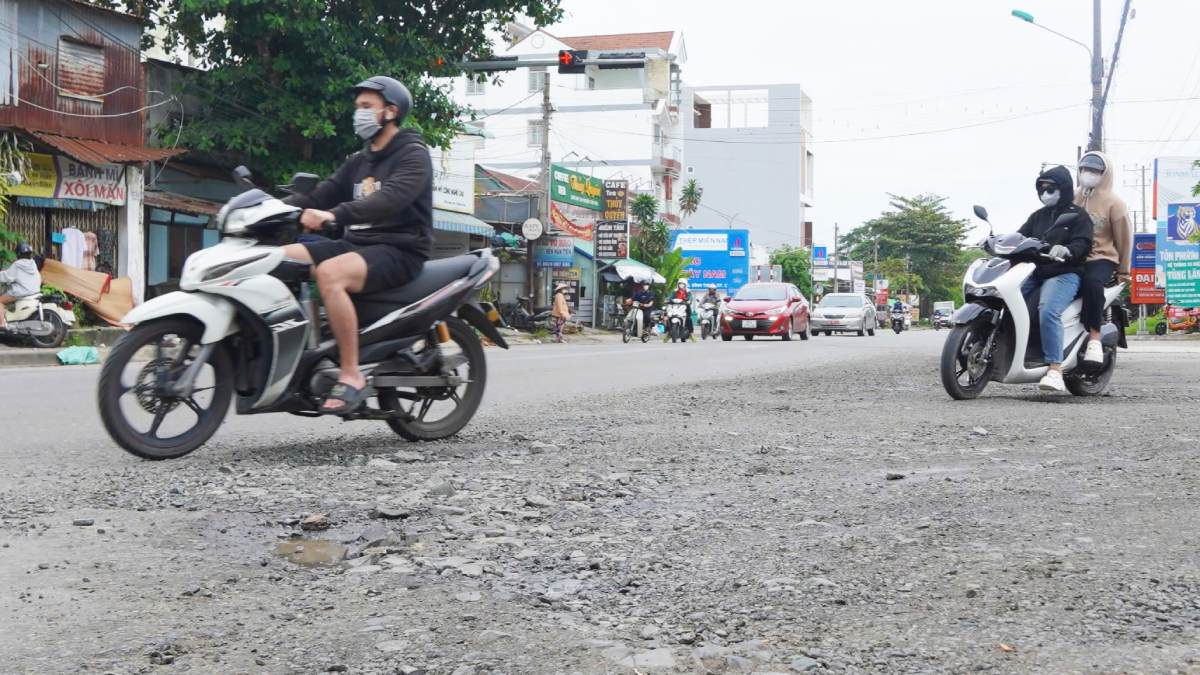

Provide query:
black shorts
left=301, top=239, right=424, bottom=294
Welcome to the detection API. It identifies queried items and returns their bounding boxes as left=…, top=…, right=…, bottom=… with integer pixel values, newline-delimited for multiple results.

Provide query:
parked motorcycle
left=622, top=300, right=652, bottom=344
left=665, top=298, right=689, bottom=343
left=1, top=292, right=74, bottom=348
left=500, top=295, right=551, bottom=331
left=98, top=167, right=508, bottom=460
left=698, top=301, right=718, bottom=340
left=940, top=206, right=1127, bottom=400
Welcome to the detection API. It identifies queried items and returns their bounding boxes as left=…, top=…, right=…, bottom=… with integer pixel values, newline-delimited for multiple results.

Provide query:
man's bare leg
left=0, top=294, right=13, bottom=329
left=313, top=252, right=368, bottom=411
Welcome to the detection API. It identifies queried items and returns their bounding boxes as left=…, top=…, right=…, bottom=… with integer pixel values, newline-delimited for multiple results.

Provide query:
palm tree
left=679, top=179, right=703, bottom=220
left=630, top=194, right=659, bottom=227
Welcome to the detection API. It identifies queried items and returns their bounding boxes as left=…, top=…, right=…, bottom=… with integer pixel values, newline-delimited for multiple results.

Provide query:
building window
left=665, top=175, right=673, bottom=202
left=696, top=89, right=769, bottom=129
left=465, top=77, right=486, bottom=96
left=653, top=123, right=663, bottom=145
left=0, top=0, right=16, bottom=105
left=806, top=150, right=815, bottom=197
left=56, top=37, right=106, bottom=100
left=528, top=67, right=547, bottom=93
left=527, top=120, right=544, bottom=148
left=693, top=95, right=712, bottom=129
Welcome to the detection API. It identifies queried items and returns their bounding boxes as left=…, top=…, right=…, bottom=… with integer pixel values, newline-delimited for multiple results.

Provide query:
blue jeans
left=1021, top=273, right=1081, bottom=365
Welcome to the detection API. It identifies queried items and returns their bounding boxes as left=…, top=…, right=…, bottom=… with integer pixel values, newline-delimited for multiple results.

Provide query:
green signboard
left=550, top=164, right=603, bottom=211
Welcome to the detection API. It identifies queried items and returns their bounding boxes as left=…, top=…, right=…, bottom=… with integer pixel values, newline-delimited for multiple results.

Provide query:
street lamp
left=1011, top=6, right=1105, bottom=151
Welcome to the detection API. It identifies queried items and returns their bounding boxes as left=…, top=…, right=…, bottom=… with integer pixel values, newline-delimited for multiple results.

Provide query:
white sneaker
left=1083, top=339, right=1104, bottom=364
left=1039, top=369, right=1066, bottom=392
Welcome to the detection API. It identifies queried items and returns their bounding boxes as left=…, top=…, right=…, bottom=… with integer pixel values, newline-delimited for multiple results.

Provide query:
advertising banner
left=1131, top=269, right=1165, bottom=304
left=534, top=236, right=574, bottom=269
left=552, top=267, right=581, bottom=309
left=812, top=246, right=827, bottom=262
left=549, top=202, right=593, bottom=241
left=1160, top=203, right=1200, bottom=307
left=602, top=180, right=628, bottom=222
left=9, top=153, right=127, bottom=205
left=429, top=140, right=474, bottom=214
left=550, top=164, right=602, bottom=211
left=1153, top=158, right=1200, bottom=220
left=595, top=220, right=628, bottom=260
left=670, top=229, right=751, bottom=294
left=1133, top=233, right=1157, bottom=269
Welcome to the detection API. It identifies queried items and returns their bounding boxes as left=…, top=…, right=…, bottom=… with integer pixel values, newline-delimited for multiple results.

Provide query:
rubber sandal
left=320, top=382, right=368, bottom=416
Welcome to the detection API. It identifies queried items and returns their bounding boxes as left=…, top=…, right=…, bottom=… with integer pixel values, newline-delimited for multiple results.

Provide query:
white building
left=449, top=26, right=687, bottom=225
left=682, top=84, right=815, bottom=248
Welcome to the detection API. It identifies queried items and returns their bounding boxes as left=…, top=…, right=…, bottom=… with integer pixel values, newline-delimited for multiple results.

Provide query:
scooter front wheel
left=940, top=323, right=994, bottom=400
left=98, top=318, right=233, bottom=460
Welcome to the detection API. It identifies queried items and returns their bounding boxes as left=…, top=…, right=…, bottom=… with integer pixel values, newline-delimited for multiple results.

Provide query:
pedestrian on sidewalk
left=551, top=283, right=571, bottom=343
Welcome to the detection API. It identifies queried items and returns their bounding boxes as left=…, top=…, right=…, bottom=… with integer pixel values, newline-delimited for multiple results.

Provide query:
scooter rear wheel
left=98, top=318, right=233, bottom=460
left=1065, top=349, right=1116, bottom=396
left=28, top=311, right=67, bottom=349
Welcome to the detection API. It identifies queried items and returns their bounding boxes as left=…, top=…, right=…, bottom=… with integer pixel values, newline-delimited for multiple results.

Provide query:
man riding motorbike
left=280, top=76, right=432, bottom=415
left=0, top=242, right=41, bottom=331
left=630, top=281, right=655, bottom=337
left=671, top=279, right=693, bottom=337
left=1073, top=151, right=1132, bottom=366
left=1018, top=165, right=1094, bottom=392
left=699, top=284, right=721, bottom=336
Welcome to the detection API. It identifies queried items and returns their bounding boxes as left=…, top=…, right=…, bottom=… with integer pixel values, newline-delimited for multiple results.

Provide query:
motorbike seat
left=356, top=254, right=478, bottom=307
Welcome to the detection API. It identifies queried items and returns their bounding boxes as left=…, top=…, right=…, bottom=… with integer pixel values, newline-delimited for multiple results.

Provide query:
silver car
left=810, top=293, right=877, bottom=337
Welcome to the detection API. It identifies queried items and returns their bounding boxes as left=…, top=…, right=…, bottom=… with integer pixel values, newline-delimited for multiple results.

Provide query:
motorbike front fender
left=121, top=291, right=237, bottom=344
left=952, top=303, right=997, bottom=326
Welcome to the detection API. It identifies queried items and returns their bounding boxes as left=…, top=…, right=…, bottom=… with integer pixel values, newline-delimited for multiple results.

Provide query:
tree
left=769, top=245, right=812, bottom=298
left=631, top=219, right=669, bottom=263
left=679, top=179, right=703, bottom=220
left=630, top=194, right=659, bottom=228
left=652, top=248, right=687, bottom=306
left=101, top=0, right=564, bottom=181
left=1193, top=160, right=1199, bottom=197
left=0, top=132, right=28, bottom=266
left=840, top=194, right=969, bottom=315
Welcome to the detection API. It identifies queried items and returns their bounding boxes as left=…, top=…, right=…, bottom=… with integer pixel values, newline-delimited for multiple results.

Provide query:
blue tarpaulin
left=433, top=209, right=494, bottom=238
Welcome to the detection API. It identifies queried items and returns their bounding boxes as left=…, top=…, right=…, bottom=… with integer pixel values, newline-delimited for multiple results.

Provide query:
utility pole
left=832, top=222, right=839, bottom=294
left=533, top=72, right=552, bottom=306
left=1123, top=164, right=1150, bottom=233
left=1089, top=0, right=1103, bottom=151
left=873, top=238, right=879, bottom=289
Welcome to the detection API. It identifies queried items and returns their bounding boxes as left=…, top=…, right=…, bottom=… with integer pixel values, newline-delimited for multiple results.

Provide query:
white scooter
left=940, top=206, right=1127, bottom=400
left=1, top=292, right=75, bottom=348
left=97, top=167, right=508, bottom=460
left=698, top=301, right=719, bottom=340
left=665, top=298, right=689, bottom=343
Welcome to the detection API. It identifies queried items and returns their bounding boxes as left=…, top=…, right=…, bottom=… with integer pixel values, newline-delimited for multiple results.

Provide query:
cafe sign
left=10, top=153, right=127, bottom=206
left=550, top=164, right=602, bottom=211
left=602, top=179, right=628, bottom=222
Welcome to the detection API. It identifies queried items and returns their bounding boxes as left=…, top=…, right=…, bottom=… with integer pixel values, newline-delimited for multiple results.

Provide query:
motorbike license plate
left=741, top=320, right=757, bottom=328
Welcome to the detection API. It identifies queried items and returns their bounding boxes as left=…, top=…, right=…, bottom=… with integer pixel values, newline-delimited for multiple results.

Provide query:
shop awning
left=32, top=132, right=186, bottom=166
left=433, top=208, right=494, bottom=238
left=144, top=190, right=222, bottom=216
left=601, top=259, right=666, bottom=284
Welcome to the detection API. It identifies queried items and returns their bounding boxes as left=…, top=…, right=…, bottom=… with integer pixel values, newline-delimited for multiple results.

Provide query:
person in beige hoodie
left=1073, top=151, right=1132, bottom=365
left=551, top=283, right=571, bottom=343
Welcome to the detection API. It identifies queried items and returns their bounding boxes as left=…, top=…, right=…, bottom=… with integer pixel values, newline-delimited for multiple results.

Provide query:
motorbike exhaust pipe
left=300, top=283, right=321, bottom=349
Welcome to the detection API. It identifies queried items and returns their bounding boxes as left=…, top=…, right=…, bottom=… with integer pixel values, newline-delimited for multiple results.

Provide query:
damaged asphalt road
left=1, top=333, right=1198, bottom=673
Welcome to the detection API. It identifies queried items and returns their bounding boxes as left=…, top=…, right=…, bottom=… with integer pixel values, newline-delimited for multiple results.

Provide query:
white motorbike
left=665, top=298, right=689, bottom=343
left=98, top=167, right=508, bottom=460
left=698, top=301, right=718, bottom=340
left=622, top=301, right=652, bottom=344
left=940, top=206, right=1127, bottom=400
left=1, top=291, right=75, bottom=348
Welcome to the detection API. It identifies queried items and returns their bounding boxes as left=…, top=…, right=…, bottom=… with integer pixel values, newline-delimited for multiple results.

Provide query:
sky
left=535, top=0, right=1200, bottom=249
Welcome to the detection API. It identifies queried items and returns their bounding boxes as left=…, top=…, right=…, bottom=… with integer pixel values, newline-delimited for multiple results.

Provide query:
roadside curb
left=0, top=347, right=111, bottom=369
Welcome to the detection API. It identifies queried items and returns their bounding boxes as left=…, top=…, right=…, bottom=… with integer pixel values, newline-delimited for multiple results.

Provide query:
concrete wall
left=682, top=84, right=814, bottom=249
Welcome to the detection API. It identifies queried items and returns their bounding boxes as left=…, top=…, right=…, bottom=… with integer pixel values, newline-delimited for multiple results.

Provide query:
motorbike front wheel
left=378, top=317, right=486, bottom=442
left=940, top=322, right=995, bottom=400
left=98, top=318, right=233, bottom=460
left=622, top=320, right=633, bottom=343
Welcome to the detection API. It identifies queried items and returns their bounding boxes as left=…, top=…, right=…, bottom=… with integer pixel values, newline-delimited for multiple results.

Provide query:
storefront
left=143, top=191, right=221, bottom=298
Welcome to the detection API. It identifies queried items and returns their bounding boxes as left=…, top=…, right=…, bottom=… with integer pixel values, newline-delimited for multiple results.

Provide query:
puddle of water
left=273, top=539, right=348, bottom=567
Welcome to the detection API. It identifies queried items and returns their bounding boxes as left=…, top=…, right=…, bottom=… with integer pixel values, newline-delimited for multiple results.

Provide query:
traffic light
left=557, top=49, right=587, bottom=74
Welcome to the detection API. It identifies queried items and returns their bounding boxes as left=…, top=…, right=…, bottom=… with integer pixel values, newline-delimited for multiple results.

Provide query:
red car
left=721, top=282, right=810, bottom=341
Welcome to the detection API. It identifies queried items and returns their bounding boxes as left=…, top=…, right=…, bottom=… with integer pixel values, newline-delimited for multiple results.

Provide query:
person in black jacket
left=1017, top=165, right=1094, bottom=392
left=281, top=76, right=432, bottom=415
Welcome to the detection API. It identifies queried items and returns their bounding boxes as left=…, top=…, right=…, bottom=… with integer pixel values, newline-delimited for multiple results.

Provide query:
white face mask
left=1080, top=171, right=1102, bottom=189
left=1040, top=190, right=1060, bottom=207
left=354, top=108, right=388, bottom=141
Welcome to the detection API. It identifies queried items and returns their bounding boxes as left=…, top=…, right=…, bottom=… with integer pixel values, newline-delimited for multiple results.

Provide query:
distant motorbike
left=932, top=311, right=952, bottom=331
left=665, top=298, right=689, bottom=343
left=1, top=292, right=74, bottom=348
left=891, top=309, right=906, bottom=334
left=698, top=301, right=718, bottom=340
left=622, top=301, right=653, bottom=344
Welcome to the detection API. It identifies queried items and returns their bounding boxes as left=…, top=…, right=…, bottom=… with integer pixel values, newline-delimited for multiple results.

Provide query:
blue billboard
left=670, top=229, right=751, bottom=294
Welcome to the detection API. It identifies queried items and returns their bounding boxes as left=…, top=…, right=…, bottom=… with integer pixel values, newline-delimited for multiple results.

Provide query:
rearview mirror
left=232, top=165, right=254, bottom=189
left=289, top=172, right=320, bottom=195
left=973, top=205, right=989, bottom=221
left=1053, top=212, right=1079, bottom=227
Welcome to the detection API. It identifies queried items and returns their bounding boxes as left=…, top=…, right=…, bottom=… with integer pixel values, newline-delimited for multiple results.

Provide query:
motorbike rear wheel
left=378, top=317, right=486, bottom=442
left=29, top=310, right=67, bottom=349
left=98, top=318, right=233, bottom=460
left=1065, top=349, right=1116, bottom=396
left=940, top=322, right=995, bottom=400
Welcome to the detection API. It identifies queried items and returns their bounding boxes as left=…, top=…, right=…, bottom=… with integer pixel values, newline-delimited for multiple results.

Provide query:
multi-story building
left=682, top=84, right=815, bottom=248
left=1, top=0, right=182, bottom=302
left=450, top=25, right=687, bottom=224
